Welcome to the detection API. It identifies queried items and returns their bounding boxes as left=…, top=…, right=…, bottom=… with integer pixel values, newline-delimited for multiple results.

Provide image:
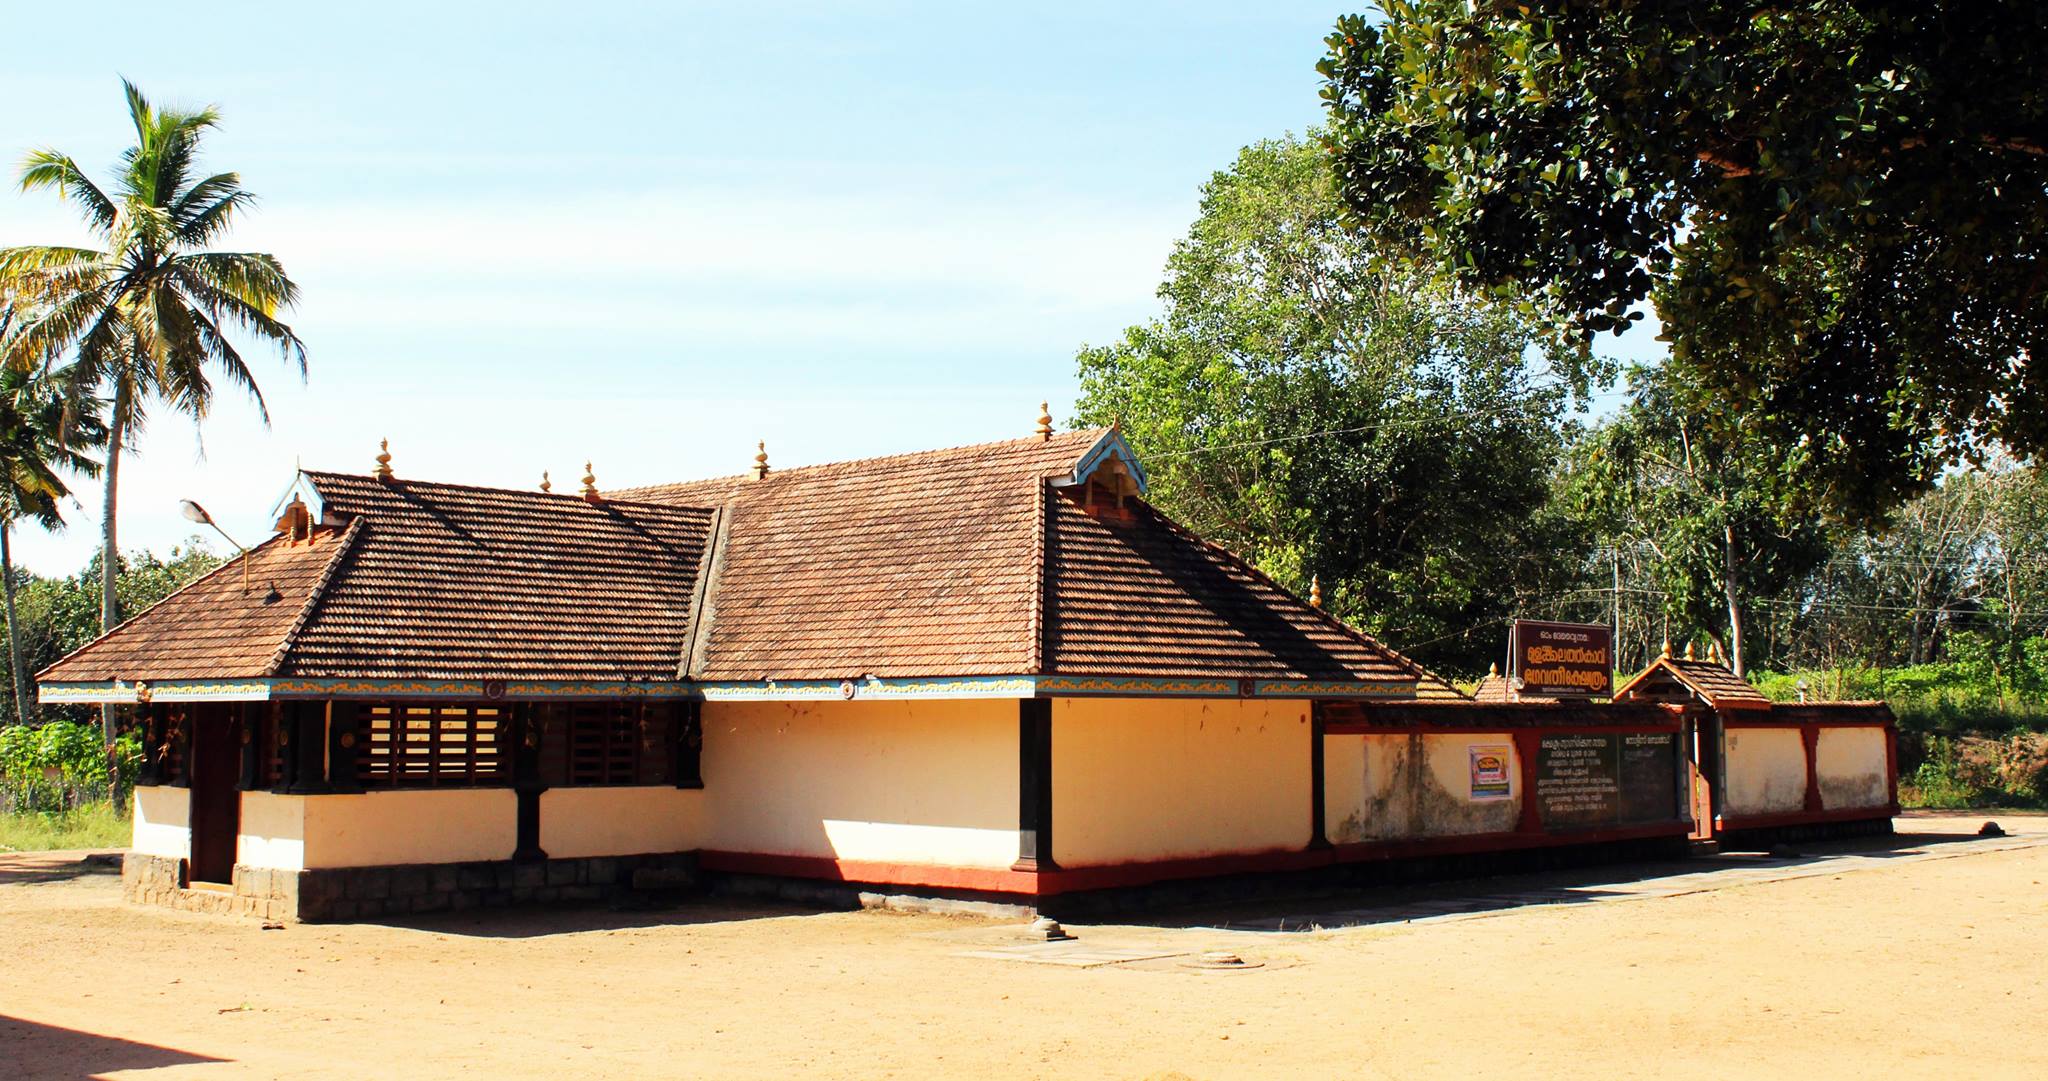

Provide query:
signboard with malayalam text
left=1509, top=619, right=1614, bottom=699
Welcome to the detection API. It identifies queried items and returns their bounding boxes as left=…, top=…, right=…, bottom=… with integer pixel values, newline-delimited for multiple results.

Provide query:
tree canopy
left=1074, top=133, right=1600, bottom=673
left=1320, top=2, right=2048, bottom=522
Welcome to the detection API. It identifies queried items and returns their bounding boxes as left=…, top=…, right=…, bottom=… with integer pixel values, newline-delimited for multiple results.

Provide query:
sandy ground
left=3, top=811, right=2046, bottom=1081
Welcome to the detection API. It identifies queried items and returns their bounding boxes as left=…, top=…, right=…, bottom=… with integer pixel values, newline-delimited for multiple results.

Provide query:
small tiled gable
left=1614, top=654, right=1772, bottom=711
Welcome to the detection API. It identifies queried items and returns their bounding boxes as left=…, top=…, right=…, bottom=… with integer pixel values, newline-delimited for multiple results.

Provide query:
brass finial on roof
left=374, top=438, right=393, bottom=481
left=1035, top=401, right=1054, bottom=441
left=539, top=470, right=552, bottom=494
left=752, top=441, right=770, bottom=480
left=1683, top=641, right=1696, bottom=661
left=1661, top=639, right=1672, bottom=659
left=1488, top=662, right=1499, bottom=676
left=1309, top=574, right=1323, bottom=609
left=581, top=461, right=599, bottom=502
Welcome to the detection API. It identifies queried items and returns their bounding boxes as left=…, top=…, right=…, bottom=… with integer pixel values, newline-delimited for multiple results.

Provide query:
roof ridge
left=609, top=427, right=1111, bottom=499
left=1027, top=478, right=1048, bottom=676
left=301, top=470, right=721, bottom=515
left=264, top=517, right=364, bottom=677
left=1129, top=500, right=1464, bottom=695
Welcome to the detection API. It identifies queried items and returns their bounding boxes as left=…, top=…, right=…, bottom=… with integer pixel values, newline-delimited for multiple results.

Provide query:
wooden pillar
left=235, top=702, right=266, bottom=790
left=283, top=700, right=329, bottom=794
left=1012, top=697, right=1056, bottom=872
left=1513, top=728, right=1544, bottom=834
left=1801, top=724, right=1822, bottom=813
left=1307, top=704, right=1329, bottom=849
left=511, top=702, right=547, bottom=863
left=673, top=699, right=704, bottom=789
left=135, top=702, right=162, bottom=786
left=327, top=702, right=363, bottom=794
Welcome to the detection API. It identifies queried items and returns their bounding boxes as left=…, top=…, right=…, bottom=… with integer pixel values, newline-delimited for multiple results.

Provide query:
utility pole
left=1611, top=546, right=1623, bottom=674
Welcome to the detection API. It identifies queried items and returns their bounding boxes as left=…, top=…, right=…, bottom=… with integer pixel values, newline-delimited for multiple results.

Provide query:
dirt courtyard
left=4, top=812, right=2046, bottom=1081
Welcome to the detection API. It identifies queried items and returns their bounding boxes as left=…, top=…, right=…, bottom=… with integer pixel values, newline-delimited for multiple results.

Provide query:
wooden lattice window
left=356, top=703, right=508, bottom=788
left=539, top=702, right=677, bottom=787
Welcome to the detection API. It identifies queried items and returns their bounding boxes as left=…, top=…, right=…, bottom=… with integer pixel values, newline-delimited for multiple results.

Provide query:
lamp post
left=180, top=500, right=250, bottom=592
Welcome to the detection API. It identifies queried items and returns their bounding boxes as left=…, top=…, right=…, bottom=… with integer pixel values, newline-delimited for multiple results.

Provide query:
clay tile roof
left=41, top=428, right=1460, bottom=695
left=1043, top=494, right=1460, bottom=692
left=1472, top=672, right=1557, bottom=704
left=1613, top=655, right=1772, bottom=711
left=282, top=473, right=715, bottom=680
left=618, top=431, right=1104, bottom=680
left=40, top=475, right=716, bottom=686
left=37, top=526, right=356, bottom=684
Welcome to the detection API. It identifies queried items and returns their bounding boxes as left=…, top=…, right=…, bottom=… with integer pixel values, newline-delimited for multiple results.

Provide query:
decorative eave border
left=40, top=673, right=1425, bottom=704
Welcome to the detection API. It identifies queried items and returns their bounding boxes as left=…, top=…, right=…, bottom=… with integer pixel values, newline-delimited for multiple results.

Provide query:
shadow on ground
left=0, top=1015, right=225, bottom=1079
left=0, top=851, right=121, bottom=887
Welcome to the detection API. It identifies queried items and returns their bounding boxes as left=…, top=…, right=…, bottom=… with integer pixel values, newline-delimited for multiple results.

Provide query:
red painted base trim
left=695, top=850, right=1040, bottom=895
left=1330, top=821, right=1691, bottom=864
left=1716, top=807, right=1894, bottom=832
left=699, top=821, right=1697, bottom=899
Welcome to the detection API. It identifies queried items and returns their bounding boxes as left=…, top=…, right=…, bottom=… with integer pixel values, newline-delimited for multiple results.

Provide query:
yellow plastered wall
left=131, top=785, right=190, bottom=861
left=1324, top=733, right=1521, bottom=843
left=542, top=787, right=706, bottom=859
left=700, top=698, right=1019, bottom=869
left=1724, top=727, right=1807, bottom=815
left=1816, top=727, right=1889, bottom=810
left=298, top=790, right=518, bottom=867
left=1052, top=697, right=1310, bottom=866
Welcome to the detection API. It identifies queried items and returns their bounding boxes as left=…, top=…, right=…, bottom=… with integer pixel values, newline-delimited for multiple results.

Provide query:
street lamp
left=180, top=499, right=250, bottom=592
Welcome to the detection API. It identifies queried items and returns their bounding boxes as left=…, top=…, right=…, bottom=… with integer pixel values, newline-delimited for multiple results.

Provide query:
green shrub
left=0, top=720, right=139, bottom=813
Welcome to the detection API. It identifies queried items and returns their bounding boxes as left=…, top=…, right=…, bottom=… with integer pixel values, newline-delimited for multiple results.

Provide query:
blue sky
left=2, top=1, right=1658, bottom=574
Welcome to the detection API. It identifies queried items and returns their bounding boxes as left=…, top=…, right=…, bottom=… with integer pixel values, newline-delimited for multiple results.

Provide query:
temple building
left=37, top=416, right=1897, bottom=921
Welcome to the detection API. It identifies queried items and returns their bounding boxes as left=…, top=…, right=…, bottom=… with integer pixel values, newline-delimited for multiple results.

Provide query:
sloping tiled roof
left=39, top=476, right=715, bottom=685
left=620, top=430, right=1093, bottom=680
left=1472, top=671, right=1558, bottom=704
left=35, top=528, right=354, bottom=683
left=41, top=428, right=1454, bottom=693
left=1613, top=655, right=1772, bottom=711
left=1042, top=494, right=1457, bottom=690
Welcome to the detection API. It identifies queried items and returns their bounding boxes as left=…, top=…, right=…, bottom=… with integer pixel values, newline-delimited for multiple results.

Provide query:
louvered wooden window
left=538, top=702, right=680, bottom=787
left=356, top=703, right=508, bottom=788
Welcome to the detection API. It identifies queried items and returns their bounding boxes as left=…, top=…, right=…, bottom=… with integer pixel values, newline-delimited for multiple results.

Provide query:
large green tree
left=0, top=360, right=105, bottom=726
left=1075, top=133, right=1600, bottom=673
left=1564, top=368, right=1833, bottom=676
left=0, top=81, right=304, bottom=748
left=1321, top=2, right=2048, bottom=522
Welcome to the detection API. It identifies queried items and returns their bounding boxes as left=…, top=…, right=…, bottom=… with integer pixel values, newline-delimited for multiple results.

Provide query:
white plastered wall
left=131, top=785, right=190, bottom=861
left=1724, top=727, right=1808, bottom=815
left=1051, top=697, right=1310, bottom=867
left=699, top=698, right=1019, bottom=870
left=1324, top=733, right=1521, bottom=844
left=230, top=790, right=519, bottom=870
left=1816, top=727, right=1889, bottom=810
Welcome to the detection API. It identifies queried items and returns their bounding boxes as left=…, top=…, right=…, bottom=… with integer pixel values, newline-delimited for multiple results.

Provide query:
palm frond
left=16, top=151, right=117, bottom=232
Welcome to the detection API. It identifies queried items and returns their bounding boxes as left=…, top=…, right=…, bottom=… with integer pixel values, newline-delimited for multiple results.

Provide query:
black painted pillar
left=1012, top=697, right=1056, bottom=872
left=1308, top=703, right=1330, bottom=849
left=511, top=702, right=548, bottom=862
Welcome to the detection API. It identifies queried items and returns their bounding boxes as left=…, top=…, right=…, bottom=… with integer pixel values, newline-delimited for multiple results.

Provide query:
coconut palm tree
left=0, top=347, right=106, bottom=726
left=0, top=80, right=304, bottom=742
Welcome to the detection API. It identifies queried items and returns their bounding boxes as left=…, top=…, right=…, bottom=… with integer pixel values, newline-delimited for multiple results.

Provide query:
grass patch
left=0, top=801, right=128, bottom=852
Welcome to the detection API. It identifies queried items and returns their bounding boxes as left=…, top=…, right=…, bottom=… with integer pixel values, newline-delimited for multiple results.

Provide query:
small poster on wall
left=1470, top=744, right=1513, bottom=801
